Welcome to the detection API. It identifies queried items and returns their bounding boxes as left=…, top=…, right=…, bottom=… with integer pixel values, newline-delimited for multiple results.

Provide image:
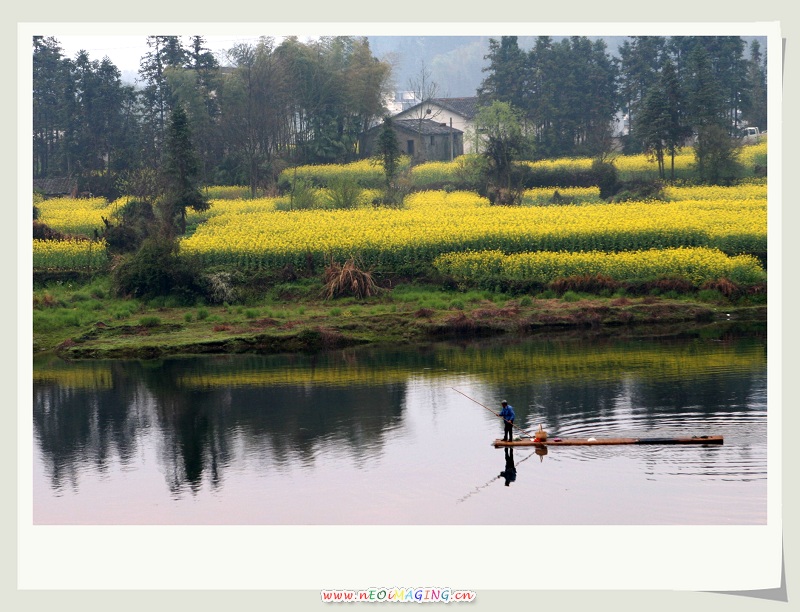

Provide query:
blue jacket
left=499, top=405, right=515, bottom=422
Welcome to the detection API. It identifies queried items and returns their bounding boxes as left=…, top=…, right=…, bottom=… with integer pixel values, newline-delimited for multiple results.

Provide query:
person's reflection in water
left=499, top=447, right=517, bottom=486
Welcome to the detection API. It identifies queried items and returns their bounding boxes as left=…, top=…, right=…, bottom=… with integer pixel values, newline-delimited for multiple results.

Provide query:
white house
left=392, top=97, right=481, bottom=154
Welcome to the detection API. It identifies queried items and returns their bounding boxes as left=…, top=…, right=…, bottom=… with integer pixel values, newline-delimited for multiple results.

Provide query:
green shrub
left=325, top=176, right=362, bottom=209
left=591, top=158, right=620, bottom=199
left=138, top=316, right=161, bottom=327
left=101, top=199, right=155, bottom=255
left=113, top=305, right=136, bottom=320
left=286, top=179, right=318, bottom=210
left=112, top=236, right=201, bottom=301
left=610, top=179, right=665, bottom=202
left=197, top=307, right=209, bottom=320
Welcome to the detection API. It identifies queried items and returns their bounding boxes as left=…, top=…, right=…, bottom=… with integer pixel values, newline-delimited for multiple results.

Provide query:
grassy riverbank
left=33, top=275, right=767, bottom=360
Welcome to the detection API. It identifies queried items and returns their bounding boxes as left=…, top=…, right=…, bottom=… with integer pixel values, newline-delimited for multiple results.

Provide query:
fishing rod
left=450, top=387, right=537, bottom=438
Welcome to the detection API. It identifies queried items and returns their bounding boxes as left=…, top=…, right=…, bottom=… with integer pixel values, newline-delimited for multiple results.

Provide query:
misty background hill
left=368, top=36, right=627, bottom=97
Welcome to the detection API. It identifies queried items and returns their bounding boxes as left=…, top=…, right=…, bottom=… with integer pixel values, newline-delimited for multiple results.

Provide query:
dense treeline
left=33, top=34, right=767, bottom=200
left=33, top=35, right=391, bottom=199
left=478, top=35, right=767, bottom=167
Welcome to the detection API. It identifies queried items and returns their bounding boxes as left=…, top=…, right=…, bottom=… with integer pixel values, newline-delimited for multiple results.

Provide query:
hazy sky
left=54, top=35, right=269, bottom=73
left=47, top=25, right=772, bottom=77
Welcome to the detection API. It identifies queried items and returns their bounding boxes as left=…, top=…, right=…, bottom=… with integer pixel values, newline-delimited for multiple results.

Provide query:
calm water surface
left=32, top=329, right=767, bottom=525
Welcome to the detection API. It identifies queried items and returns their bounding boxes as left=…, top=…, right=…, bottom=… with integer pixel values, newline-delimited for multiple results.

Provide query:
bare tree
left=405, top=60, right=446, bottom=160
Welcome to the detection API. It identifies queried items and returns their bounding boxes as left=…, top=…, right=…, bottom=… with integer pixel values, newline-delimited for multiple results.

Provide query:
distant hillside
left=367, top=35, right=628, bottom=98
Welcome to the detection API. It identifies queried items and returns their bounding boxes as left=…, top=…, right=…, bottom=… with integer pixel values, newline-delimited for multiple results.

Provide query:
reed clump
left=322, top=258, right=380, bottom=299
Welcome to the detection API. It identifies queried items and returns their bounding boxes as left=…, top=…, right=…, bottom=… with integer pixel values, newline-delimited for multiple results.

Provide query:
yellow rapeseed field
left=32, top=238, right=108, bottom=271
left=33, top=146, right=769, bottom=283
left=179, top=188, right=766, bottom=272
left=35, top=197, right=117, bottom=236
left=433, top=247, right=766, bottom=286
left=278, top=157, right=410, bottom=187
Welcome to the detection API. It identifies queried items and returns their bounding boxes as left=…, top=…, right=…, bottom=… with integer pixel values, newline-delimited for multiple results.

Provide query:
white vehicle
left=741, top=126, right=764, bottom=143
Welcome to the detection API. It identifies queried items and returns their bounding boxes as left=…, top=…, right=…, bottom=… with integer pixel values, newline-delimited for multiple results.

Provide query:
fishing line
left=451, top=387, right=538, bottom=438
left=456, top=448, right=539, bottom=503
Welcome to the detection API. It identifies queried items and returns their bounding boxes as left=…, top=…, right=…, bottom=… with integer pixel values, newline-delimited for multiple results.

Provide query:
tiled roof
left=33, top=177, right=76, bottom=195
left=393, top=119, right=464, bottom=136
left=394, top=97, right=482, bottom=122
left=429, top=97, right=481, bottom=119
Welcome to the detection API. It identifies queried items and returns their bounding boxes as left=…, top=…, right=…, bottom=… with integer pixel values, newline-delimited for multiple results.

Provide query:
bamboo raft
left=493, top=435, right=724, bottom=448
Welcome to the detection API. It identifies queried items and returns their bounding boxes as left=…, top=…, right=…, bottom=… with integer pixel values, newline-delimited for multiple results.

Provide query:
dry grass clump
left=322, top=257, right=380, bottom=299
left=701, top=278, right=739, bottom=298
left=549, top=274, right=619, bottom=295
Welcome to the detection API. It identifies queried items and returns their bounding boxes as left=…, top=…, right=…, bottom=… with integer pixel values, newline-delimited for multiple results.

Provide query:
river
left=32, top=326, right=767, bottom=525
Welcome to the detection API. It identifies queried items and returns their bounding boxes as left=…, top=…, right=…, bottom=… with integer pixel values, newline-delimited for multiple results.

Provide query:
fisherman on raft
left=498, top=400, right=515, bottom=442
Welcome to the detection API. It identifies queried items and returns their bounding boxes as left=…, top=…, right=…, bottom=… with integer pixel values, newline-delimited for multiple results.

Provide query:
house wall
left=394, top=103, right=477, bottom=154
left=361, top=128, right=464, bottom=162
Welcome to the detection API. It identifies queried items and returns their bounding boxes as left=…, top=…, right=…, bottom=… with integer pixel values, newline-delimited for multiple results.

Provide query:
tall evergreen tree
left=685, top=44, right=726, bottom=130
left=702, top=36, right=748, bottom=130
left=635, top=84, right=670, bottom=179
left=139, top=35, right=189, bottom=159
left=524, top=37, right=617, bottom=158
left=632, top=58, right=690, bottom=180
left=33, top=36, right=72, bottom=178
left=618, top=36, right=667, bottom=151
left=660, top=59, right=691, bottom=179
left=741, top=40, right=768, bottom=131
left=160, top=104, right=208, bottom=235
left=167, top=36, right=223, bottom=185
left=478, top=36, right=529, bottom=110
left=683, top=45, right=741, bottom=185
left=375, top=116, right=402, bottom=203
left=526, top=37, right=557, bottom=157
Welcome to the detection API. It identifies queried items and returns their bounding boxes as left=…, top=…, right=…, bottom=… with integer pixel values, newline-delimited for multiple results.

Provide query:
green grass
left=31, top=272, right=765, bottom=357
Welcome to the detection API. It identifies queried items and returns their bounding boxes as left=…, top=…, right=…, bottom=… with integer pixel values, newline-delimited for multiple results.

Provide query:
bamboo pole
left=450, top=387, right=533, bottom=437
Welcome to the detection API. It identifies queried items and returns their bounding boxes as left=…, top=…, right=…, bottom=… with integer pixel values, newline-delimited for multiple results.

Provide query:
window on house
left=407, top=140, right=414, bottom=155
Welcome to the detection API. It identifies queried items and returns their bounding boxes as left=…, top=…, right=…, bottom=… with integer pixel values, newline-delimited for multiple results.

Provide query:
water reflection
left=500, top=448, right=517, bottom=486
left=33, top=328, right=768, bottom=524
left=34, top=358, right=408, bottom=495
